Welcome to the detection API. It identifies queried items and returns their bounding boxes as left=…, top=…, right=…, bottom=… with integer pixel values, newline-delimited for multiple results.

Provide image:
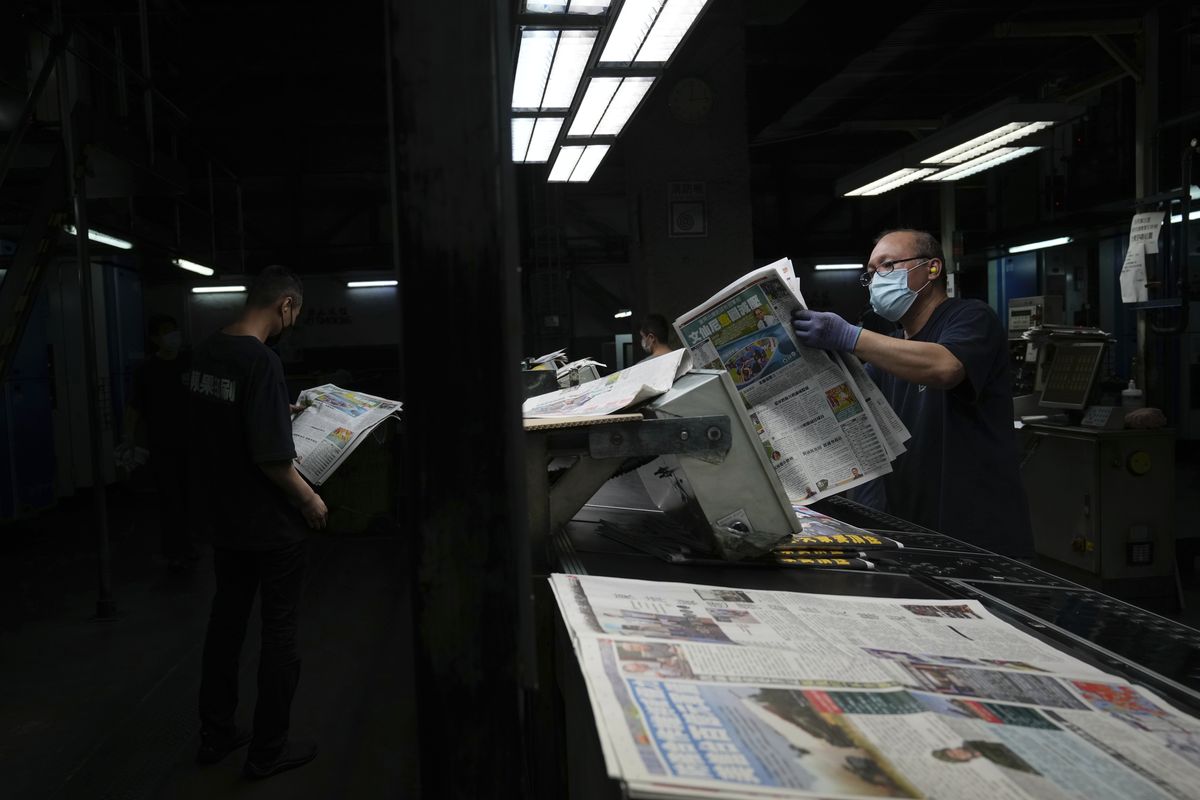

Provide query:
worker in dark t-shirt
left=190, top=265, right=327, bottom=779
left=790, top=229, right=1032, bottom=558
left=123, top=314, right=194, bottom=571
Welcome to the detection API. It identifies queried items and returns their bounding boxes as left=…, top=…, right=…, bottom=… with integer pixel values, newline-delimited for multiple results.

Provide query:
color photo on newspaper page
left=551, top=573, right=1200, bottom=800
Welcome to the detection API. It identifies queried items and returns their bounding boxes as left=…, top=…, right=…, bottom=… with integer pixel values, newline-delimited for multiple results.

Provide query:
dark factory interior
left=1, top=1, right=1199, bottom=798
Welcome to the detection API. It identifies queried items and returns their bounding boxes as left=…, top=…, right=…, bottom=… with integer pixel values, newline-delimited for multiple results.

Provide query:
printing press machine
left=522, top=371, right=1200, bottom=799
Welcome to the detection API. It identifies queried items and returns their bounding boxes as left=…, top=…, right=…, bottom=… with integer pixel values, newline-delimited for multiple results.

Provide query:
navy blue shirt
left=188, top=332, right=305, bottom=550
left=863, top=298, right=1032, bottom=557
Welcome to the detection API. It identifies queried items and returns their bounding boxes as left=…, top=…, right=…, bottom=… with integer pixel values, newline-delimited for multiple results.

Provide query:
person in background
left=639, top=313, right=674, bottom=359
left=790, top=229, right=1032, bottom=558
left=123, top=314, right=195, bottom=573
left=190, top=265, right=327, bottom=779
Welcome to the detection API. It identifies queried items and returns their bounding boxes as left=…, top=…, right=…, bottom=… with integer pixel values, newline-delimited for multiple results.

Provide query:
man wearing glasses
left=791, top=228, right=1031, bottom=557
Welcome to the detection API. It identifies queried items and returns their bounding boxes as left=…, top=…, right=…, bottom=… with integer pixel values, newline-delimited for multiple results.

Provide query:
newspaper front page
left=291, top=384, right=402, bottom=486
left=551, top=573, right=1200, bottom=800
left=675, top=263, right=907, bottom=504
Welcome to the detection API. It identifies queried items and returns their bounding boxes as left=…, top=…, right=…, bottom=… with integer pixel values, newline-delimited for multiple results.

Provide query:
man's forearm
left=854, top=329, right=965, bottom=389
left=259, top=461, right=318, bottom=508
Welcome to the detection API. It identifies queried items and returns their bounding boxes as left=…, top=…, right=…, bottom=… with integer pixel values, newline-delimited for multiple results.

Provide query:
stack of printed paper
left=551, top=572, right=1200, bottom=799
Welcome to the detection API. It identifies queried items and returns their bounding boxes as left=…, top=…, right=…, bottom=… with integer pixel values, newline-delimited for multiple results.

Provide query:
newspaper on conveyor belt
left=551, top=572, right=1200, bottom=800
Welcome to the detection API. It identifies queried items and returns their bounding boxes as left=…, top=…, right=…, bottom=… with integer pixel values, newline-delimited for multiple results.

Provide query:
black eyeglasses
left=859, top=256, right=933, bottom=286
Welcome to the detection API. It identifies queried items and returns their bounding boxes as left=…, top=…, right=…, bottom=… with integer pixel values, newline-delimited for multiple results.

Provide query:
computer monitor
left=1039, top=341, right=1104, bottom=409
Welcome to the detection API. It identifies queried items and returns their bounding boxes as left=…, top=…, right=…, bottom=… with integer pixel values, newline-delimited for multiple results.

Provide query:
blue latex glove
left=791, top=309, right=862, bottom=353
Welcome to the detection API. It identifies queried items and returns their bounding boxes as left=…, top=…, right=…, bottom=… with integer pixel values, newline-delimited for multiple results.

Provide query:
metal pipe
left=0, top=30, right=69, bottom=195
left=112, top=24, right=128, bottom=119
left=54, top=0, right=117, bottom=621
left=137, top=0, right=155, bottom=162
left=236, top=182, right=246, bottom=272
left=208, top=160, right=217, bottom=269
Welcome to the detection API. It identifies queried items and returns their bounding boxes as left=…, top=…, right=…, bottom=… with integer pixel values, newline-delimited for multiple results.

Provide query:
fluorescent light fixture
left=1169, top=209, right=1200, bottom=224
left=569, top=144, right=610, bottom=182
left=614, top=309, right=632, bottom=318
left=569, top=77, right=620, bottom=136
left=63, top=224, right=133, bottom=250
left=512, top=118, right=535, bottom=161
left=543, top=31, right=596, bottom=109
left=549, top=144, right=610, bottom=182
left=512, top=31, right=558, bottom=110
left=527, top=117, right=563, bottom=162
left=814, top=263, right=862, bottom=271
left=568, top=76, right=655, bottom=138
left=191, top=285, right=246, bottom=294
left=548, top=146, right=584, bottom=181
left=600, top=0, right=708, bottom=65
left=512, top=29, right=596, bottom=111
left=346, top=280, right=398, bottom=288
left=637, top=0, right=706, bottom=63
left=921, top=121, right=1053, bottom=165
left=843, top=168, right=936, bottom=197
left=513, top=117, right=564, bottom=163
left=595, top=77, right=654, bottom=136
left=524, top=0, right=612, bottom=13
left=600, top=0, right=663, bottom=63
left=1008, top=236, right=1072, bottom=254
left=836, top=101, right=1084, bottom=198
left=924, top=146, right=1040, bottom=182
left=172, top=257, right=214, bottom=277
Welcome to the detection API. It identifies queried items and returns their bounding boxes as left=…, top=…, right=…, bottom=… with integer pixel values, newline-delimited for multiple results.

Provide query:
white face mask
left=640, top=336, right=653, bottom=354
left=868, top=261, right=933, bottom=321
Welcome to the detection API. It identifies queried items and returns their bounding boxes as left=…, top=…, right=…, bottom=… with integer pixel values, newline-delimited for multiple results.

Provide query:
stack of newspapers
left=551, top=573, right=1200, bottom=799
left=673, top=258, right=910, bottom=506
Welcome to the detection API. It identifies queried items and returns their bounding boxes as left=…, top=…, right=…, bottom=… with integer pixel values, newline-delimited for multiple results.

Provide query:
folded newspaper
left=675, top=258, right=910, bottom=505
left=552, top=572, right=1200, bottom=800
left=523, top=349, right=691, bottom=418
left=291, top=384, right=402, bottom=486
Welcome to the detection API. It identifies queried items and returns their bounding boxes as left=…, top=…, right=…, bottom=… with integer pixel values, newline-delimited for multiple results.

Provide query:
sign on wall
left=668, top=181, right=707, bottom=238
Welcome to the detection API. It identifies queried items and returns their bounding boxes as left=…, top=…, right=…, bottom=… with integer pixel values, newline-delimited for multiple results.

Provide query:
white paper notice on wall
left=1128, top=210, right=1165, bottom=254
left=1119, top=242, right=1148, bottom=303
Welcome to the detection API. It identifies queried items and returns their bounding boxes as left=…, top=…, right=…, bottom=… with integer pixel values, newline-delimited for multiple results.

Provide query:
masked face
left=868, top=260, right=933, bottom=322
left=640, top=335, right=653, bottom=354
left=267, top=298, right=301, bottom=347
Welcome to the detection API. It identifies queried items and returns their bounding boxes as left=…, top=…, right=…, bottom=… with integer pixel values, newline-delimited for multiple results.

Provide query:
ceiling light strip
left=512, top=118, right=536, bottom=162
left=1008, top=237, right=1072, bottom=254
left=925, top=146, right=1040, bottom=182
left=921, top=123, right=1027, bottom=165
left=512, top=30, right=559, bottom=110
left=569, top=144, right=610, bottom=181
left=543, top=30, right=597, bottom=109
left=173, top=257, right=215, bottom=276
left=526, top=117, right=565, bottom=162
left=191, top=285, right=246, bottom=294
left=595, top=76, right=654, bottom=136
left=844, top=168, right=931, bottom=197
left=636, top=0, right=706, bottom=63
left=600, top=0, right=666, bottom=65
left=569, top=77, right=622, bottom=137
left=548, top=146, right=585, bottom=181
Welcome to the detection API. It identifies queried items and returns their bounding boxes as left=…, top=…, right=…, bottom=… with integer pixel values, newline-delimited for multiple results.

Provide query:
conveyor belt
left=561, top=478, right=1200, bottom=715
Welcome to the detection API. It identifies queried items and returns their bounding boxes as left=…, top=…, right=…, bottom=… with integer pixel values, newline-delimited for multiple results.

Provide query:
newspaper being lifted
left=523, top=349, right=691, bottom=418
left=291, top=384, right=402, bottom=486
left=551, top=573, right=1200, bottom=800
left=675, top=259, right=909, bottom=504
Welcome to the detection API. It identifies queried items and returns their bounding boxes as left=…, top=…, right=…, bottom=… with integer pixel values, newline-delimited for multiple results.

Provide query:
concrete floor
left=0, top=486, right=418, bottom=800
